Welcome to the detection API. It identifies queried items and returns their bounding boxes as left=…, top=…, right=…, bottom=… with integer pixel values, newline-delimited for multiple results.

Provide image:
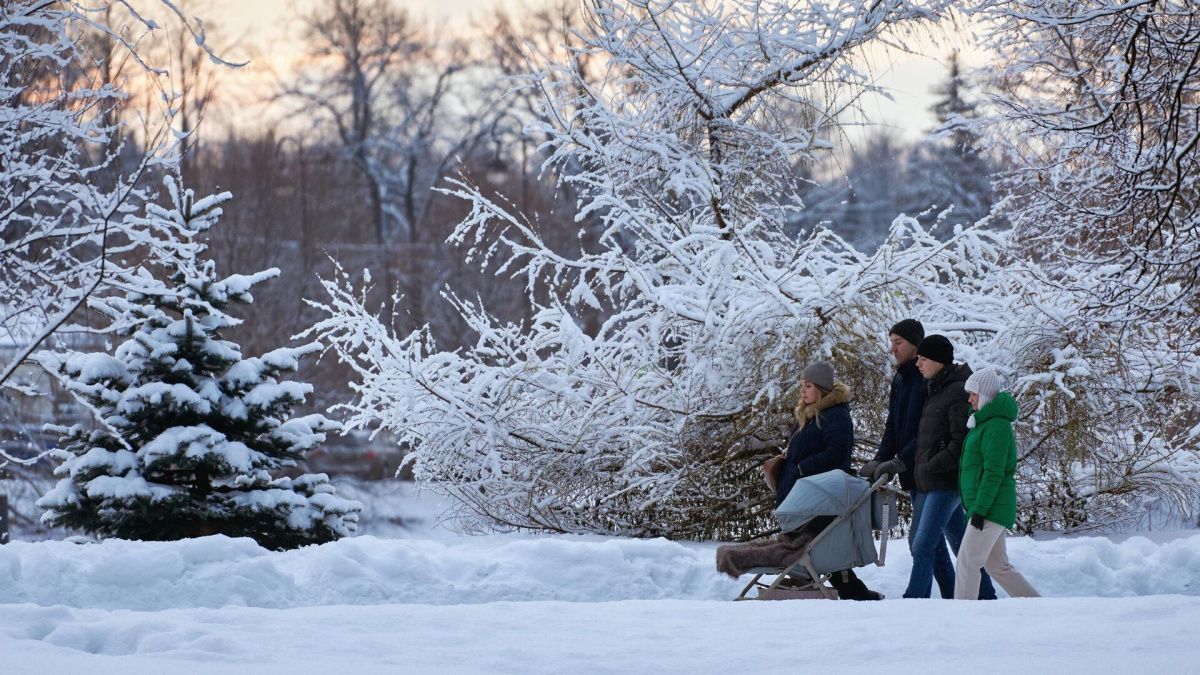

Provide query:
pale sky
left=194, top=0, right=533, bottom=133
left=190, top=0, right=979, bottom=144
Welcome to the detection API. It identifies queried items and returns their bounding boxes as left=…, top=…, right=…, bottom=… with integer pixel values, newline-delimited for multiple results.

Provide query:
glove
left=873, top=458, right=906, bottom=481
left=857, top=460, right=879, bottom=479
left=970, top=513, right=986, bottom=530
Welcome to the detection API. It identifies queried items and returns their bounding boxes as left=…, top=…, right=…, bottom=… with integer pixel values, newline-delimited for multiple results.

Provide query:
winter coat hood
left=794, top=382, right=851, bottom=426
left=972, top=391, right=1018, bottom=426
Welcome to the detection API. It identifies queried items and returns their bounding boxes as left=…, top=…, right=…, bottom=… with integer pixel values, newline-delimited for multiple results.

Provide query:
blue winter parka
left=871, top=359, right=925, bottom=490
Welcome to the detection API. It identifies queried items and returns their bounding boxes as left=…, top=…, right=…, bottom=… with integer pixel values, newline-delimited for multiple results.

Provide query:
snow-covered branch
left=0, top=1, right=242, bottom=407
left=972, top=0, right=1200, bottom=336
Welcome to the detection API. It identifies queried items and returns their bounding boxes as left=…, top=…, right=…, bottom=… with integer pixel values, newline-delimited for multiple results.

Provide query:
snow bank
left=1, top=531, right=1197, bottom=611
left=0, top=534, right=736, bottom=610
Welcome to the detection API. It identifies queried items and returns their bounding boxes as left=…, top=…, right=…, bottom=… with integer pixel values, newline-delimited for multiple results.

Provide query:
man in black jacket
left=860, top=319, right=955, bottom=597
left=898, top=335, right=996, bottom=599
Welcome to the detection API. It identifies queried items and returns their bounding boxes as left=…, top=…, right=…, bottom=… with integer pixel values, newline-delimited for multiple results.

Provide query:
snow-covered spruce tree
left=36, top=178, right=360, bottom=549
left=901, top=51, right=1000, bottom=232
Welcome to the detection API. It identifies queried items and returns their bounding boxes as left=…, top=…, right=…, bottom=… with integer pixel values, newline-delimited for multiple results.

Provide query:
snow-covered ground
left=1, top=524, right=1198, bottom=673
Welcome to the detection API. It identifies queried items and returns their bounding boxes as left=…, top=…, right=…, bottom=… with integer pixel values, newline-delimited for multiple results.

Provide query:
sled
left=731, top=471, right=901, bottom=601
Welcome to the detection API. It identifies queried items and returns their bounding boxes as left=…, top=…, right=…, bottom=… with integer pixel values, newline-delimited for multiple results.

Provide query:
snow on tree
left=35, top=177, right=361, bottom=549
left=901, top=51, right=1000, bottom=232
left=306, top=0, right=957, bottom=537
left=0, top=1, right=243, bottom=469
left=964, top=0, right=1200, bottom=528
left=971, top=0, right=1200, bottom=338
left=308, top=0, right=1200, bottom=537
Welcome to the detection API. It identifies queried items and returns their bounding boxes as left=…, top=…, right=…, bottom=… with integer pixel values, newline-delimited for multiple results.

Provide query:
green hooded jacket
left=959, top=391, right=1019, bottom=529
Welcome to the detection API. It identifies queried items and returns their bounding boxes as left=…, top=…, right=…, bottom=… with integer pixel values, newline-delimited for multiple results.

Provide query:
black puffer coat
left=914, top=363, right=972, bottom=492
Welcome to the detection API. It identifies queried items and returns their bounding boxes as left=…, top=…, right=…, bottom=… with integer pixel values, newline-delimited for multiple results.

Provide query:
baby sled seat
left=725, top=469, right=900, bottom=600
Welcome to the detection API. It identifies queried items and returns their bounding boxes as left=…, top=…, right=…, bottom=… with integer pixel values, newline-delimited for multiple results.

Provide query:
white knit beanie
left=964, top=367, right=1002, bottom=411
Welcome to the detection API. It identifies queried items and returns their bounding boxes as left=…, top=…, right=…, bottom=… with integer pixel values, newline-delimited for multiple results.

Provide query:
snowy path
left=3, top=596, right=1197, bottom=673
left=1, top=531, right=1197, bottom=672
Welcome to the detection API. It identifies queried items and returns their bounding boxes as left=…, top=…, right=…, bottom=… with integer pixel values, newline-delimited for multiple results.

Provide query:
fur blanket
left=715, top=530, right=815, bottom=578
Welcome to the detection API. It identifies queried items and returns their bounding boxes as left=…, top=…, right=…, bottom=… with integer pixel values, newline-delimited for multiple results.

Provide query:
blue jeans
left=904, top=490, right=996, bottom=599
left=907, top=490, right=955, bottom=598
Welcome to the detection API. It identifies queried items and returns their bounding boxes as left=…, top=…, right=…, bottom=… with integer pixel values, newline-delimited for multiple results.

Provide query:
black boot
left=828, top=569, right=884, bottom=601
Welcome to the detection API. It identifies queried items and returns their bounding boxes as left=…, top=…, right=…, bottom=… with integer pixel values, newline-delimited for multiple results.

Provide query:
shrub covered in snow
left=308, top=0, right=1200, bottom=538
left=35, top=178, right=361, bottom=549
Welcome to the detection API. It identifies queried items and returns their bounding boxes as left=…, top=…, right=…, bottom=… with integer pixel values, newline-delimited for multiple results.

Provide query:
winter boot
left=828, top=569, right=884, bottom=601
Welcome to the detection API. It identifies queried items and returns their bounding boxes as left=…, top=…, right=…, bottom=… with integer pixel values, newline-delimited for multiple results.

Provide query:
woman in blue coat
left=766, top=360, right=882, bottom=601
left=773, top=364, right=854, bottom=505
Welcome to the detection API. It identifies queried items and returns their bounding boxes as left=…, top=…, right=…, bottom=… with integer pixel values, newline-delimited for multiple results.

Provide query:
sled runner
left=720, top=470, right=901, bottom=600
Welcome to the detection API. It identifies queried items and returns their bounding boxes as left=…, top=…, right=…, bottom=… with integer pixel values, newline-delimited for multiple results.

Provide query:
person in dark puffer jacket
left=764, top=360, right=882, bottom=601
left=901, top=335, right=996, bottom=600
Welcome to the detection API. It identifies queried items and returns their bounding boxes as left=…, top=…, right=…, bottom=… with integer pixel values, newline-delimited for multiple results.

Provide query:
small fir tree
left=901, top=51, right=1000, bottom=230
left=35, top=178, right=360, bottom=549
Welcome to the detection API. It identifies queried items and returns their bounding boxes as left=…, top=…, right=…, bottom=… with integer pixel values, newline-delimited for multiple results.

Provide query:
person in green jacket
left=954, top=367, right=1041, bottom=600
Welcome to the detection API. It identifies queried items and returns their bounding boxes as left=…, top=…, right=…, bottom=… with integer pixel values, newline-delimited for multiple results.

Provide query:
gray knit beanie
left=801, top=360, right=835, bottom=393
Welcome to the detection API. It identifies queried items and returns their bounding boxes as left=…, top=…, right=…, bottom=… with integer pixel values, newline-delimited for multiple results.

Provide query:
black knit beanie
left=889, top=318, right=925, bottom=348
left=916, top=334, right=954, bottom=365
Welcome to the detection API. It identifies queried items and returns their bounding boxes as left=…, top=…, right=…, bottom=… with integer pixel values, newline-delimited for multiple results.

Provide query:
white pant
left=954, top=519, right=1041, bottom=600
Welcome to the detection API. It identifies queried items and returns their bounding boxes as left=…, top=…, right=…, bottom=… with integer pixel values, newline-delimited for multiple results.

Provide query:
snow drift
left=1, top=531, right=1197, bottom=611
